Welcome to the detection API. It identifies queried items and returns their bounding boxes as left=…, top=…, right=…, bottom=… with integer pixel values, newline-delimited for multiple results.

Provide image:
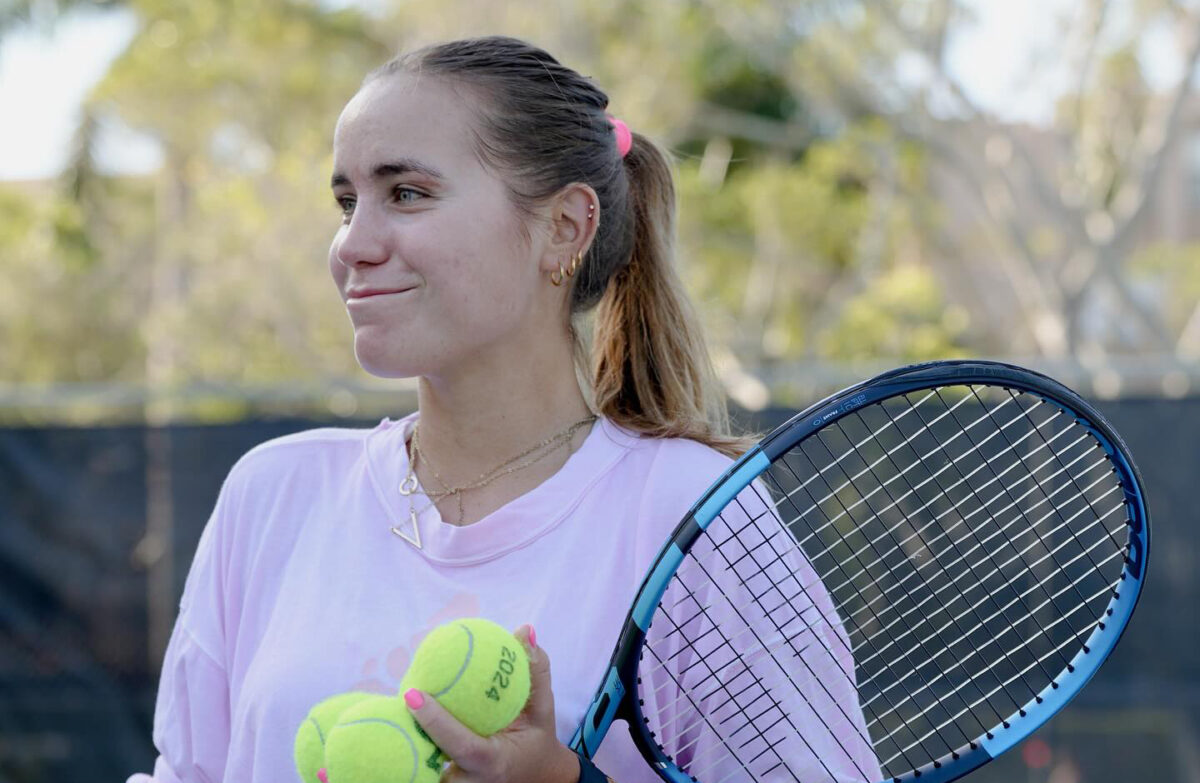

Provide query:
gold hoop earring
left=566, top=252, right=582, bottom=278
left=550, top=262, right=566, bottom=287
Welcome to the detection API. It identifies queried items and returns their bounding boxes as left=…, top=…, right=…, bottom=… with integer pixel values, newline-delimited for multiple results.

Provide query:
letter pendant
left=390, top=506, right=422, bottom=549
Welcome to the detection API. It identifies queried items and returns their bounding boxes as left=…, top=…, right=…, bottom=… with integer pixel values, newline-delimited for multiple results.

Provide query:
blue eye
left=394, top=186, right=424, bottom=203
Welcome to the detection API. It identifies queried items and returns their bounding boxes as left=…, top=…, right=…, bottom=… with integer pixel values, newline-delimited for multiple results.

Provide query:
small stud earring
left=587, top=203, right=596, bottom=220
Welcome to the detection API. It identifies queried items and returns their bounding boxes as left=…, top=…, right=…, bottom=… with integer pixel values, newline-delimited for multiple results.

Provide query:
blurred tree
left=801, top=0, right=1200, bottom=364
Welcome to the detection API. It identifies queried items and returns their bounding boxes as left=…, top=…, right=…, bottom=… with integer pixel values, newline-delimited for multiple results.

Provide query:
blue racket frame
left=570, top=360, right=1150, bottom=783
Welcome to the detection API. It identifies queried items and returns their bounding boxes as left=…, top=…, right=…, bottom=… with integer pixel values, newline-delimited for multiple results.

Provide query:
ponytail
left=591, top=134, right=751, bottom=458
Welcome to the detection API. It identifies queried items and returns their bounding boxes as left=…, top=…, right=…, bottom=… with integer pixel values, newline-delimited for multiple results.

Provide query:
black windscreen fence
left=0, top=400, right=1196, bottom=783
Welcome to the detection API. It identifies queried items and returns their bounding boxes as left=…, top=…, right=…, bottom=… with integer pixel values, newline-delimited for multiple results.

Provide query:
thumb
left=514, top=624, right=556, bottom=727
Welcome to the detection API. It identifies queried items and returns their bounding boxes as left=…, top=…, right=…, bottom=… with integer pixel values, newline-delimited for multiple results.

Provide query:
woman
left=129, top=36, right=875, bottom=783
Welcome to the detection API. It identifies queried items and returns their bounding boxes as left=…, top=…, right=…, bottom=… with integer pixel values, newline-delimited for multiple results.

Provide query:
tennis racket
left=570, top=359, right=1149, bottom=783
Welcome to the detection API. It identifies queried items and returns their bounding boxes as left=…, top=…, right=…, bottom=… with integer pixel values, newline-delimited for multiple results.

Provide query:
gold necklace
left=394, top=415, right=596, bottom=534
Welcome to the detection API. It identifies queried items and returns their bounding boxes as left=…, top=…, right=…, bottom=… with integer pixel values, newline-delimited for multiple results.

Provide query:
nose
left=333, top=205, right=390, bottom=268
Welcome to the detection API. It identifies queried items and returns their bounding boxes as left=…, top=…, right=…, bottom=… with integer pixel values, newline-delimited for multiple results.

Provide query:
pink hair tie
left=607, top=114, right=633, bottom=158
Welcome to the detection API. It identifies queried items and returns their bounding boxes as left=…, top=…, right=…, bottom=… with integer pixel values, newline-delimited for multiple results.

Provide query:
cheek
left=431, top=214, right=533, bottom=303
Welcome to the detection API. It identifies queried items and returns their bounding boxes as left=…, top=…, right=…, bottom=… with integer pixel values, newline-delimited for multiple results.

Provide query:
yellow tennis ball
left=401, top=618, right=531, bottom=737
left=324, top=695, right=444, bottom=783
left=294, top=691, right=374, bottom=783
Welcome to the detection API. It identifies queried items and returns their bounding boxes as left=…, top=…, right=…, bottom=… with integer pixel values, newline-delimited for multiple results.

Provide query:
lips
left=346, top=287, right=414, bottom=300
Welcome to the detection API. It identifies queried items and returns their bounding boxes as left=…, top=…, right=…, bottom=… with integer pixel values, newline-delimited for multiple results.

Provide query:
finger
left=403, top=688, right=491, bottom=770
left=514, top=624, right=556, bottom=726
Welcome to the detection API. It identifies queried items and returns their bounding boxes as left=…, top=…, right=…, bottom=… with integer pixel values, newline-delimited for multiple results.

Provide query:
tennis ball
left=324, top=695, right=444, bottom=783
left=294, top=691, right=374, bottom=783
left=401, top=618, right=531, bottom=737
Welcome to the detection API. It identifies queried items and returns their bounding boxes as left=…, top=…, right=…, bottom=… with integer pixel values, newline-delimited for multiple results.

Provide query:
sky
left=0, top=0, right=1183, bottom=181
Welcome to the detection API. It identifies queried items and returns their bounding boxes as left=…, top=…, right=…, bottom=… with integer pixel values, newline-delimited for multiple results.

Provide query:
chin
left=353, top=341, right=426, bottom=380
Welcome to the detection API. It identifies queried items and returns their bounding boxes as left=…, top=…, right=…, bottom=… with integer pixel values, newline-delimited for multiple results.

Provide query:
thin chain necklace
left=394, top=415, right=596, bottom=536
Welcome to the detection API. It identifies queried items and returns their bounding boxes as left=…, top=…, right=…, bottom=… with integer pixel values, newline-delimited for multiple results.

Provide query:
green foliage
left=0, top=182, right=145, bottom=384
left=819, top=265, right=970, bottom=360
left=679, top=119, right=954, bottom=365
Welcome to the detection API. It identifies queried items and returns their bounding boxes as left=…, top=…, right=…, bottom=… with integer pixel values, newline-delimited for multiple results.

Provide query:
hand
left=405, top=624, right=581, bottom=783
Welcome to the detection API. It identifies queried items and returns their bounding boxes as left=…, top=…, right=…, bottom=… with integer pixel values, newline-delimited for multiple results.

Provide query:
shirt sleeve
left=125, top=624, right=232, bottom=783
left=127, top=469, right=238, bottom=783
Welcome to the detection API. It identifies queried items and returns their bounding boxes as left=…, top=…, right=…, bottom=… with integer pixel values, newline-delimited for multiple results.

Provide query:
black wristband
left=575, top=750, right=614, bottom=783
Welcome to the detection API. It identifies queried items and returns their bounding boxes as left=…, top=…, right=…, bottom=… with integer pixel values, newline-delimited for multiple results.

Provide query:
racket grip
left=572, top=667, right=625, bottom=757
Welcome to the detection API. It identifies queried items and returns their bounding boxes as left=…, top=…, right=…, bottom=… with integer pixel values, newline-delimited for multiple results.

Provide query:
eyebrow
left=330, top=159, right=446, bottom=189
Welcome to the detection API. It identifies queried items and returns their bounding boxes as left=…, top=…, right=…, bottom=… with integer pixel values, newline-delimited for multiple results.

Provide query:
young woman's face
left=328, top=74, right=550, bottom=379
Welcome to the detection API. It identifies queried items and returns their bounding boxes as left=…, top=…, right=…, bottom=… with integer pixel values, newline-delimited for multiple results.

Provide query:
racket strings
left=847, top=396, right=1077, bottom=689
left=642, top=479, right=1123, bottom=721
left=795, top=392, right=1115, bottom=750
left=642, top=610, right=770, bottom=781
left=786, top=431, right=993, bottom=758
left=644, top=472, right=1127, bottom=768
left=652, top=401, right=1108, bottom=701
left=869, top=391, right=1123, bottom=729
left=772, top=392, right=1017, bottom=551
left=853, top=495, right=1127, bottom=718
left=647, top=556, right=872, bottom=783
left=736, top=410, right=1070, bottom=600
left=645, top=526, right=1127, bottom=780
left=648, top=437, right=1104, bottom=725
left=877, top=551, right=1126, bottom=768
left=937, top=389, right=1118, bottom=627
left=701, top=523, right=888, bottom=771
left=769, top=397, right=1064, bottom=606
left=803, top=389, right=1124, bottom=766
left=640, top=494, right=912, bottom=776
left=639, top=522, right=1125, bottom=765
left=726, top=403, right=1089, bottom=641
left=773, top=397, right=1088, bottom=707
left=980, top=388, right=1128, bottom=578
left=635, top=384, right=1133, bottom=782
left=702, top=440, right=1112, bottom=695
left=645, top=585, right=810, bottom=780
left=839, top=452, right=1115, bottom=668
left=638, top=523, right=1128, bottom=783
left=859, top=521, right=1125, bottom=724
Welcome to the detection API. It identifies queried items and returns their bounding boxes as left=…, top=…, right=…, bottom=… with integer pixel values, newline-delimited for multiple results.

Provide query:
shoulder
left=220, top=421, right=384, bottom=497
left=600, top=419, right=739, bottom=509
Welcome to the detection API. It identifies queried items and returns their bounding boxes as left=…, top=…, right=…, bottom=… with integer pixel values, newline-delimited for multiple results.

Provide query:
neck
left=412, top=328, right=593, bottom=491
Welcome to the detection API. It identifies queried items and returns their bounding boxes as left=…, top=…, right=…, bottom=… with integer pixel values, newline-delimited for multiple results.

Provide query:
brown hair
left=367, top=36, right=749, bottom=457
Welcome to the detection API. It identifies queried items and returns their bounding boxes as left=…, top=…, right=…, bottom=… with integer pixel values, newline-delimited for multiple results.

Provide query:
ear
left=539, top=182, right=600, bottom=276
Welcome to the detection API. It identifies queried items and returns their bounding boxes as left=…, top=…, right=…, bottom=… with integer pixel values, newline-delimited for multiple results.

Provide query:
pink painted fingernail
left=404, top=688, right=425, bottom=709
left=528, top=625, right=538, bottom=649
left=317, top=768, right=328, bottom=783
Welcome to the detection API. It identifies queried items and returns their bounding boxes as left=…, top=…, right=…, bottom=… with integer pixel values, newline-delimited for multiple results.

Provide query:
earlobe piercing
left=550, top=252, right=583, bottom=287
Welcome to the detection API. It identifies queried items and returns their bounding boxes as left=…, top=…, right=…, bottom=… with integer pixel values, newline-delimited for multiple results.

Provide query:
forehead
left=332, top=74, right=481, bottom=182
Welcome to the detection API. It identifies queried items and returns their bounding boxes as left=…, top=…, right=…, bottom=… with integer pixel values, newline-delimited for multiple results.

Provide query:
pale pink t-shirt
left=126, top=415, right=878, bottom=783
